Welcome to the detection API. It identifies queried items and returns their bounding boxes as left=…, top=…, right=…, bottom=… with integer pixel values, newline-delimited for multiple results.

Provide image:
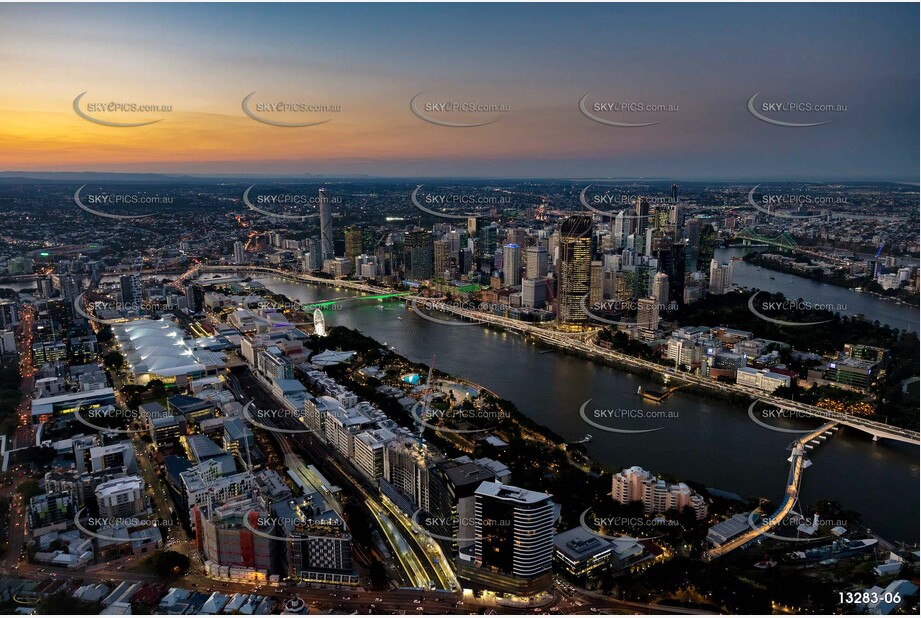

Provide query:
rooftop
left=475, top=480, right=552, bottom=505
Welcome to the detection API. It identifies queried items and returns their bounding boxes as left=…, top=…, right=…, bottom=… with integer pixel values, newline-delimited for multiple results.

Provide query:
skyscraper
left=404, top=229, right=434, bottom=281
left=525, top=246, right=548, bottom=279
left=433, top=239, right=452, bottom=279
left=477, top=225, right=499, bottom=257
left=37, top=277, right=53, bottom=299
left=636, top=297, right=660, bottom=331
left=652, top=272, right=670, bottom=308
left=612, top=211, right=628, bottom=250
left=505, top=228, right=527, bottom=251
left=233, top=241, right=244, bottom=265
left=590, top=260, right=603, bottom=309
left=458, top=247, right=473, bottom=276
left=557, top=215, right=593, bottom=324
left=467, top=217, right=478, bottom=239
left=118, top=274, right=142, bottom=310
left=502, top=244, right=521, bottom=287
left=59, top=275, right=82, bottom=318
left=670, top=184, right=685, bottom=231
left=185, top=283, right=201, bottom=313
left=652, top=240, right=686, bottom=303
left=708, top=259, right=734, bottom=295
left=319, top=188, right=334, bottom=261
left=459, top=481, right=555, bottom=595
left=299, top=237, right=318, bottom=271
left=427, top=458, right=498, bottom=557
left=269, top=231, right=285, bottom=248
left=634, top=198, right=650, bottom=236
left=344, top=227, right=363, bottom=263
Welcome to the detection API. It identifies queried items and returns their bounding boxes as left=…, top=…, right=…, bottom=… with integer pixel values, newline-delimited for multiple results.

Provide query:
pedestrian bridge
left=706, top=421, right=837, bottom=560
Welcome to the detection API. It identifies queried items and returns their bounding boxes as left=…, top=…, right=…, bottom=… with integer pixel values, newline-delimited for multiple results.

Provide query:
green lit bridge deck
left=303, top=291, right=414, bottom=309
left=735, top=227, right=851, bottom=265
left=189, top=264, right=415, bottom=301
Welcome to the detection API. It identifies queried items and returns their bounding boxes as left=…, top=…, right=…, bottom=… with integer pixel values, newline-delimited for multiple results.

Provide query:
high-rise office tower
left=445, top=229, right=462, bottom=256
left=0, top=300, right=20, bottom=329
left=361, top=228, right=379, bottom=255
left=476, top=225, right=499, bottom=258
left=467, top=217, right=478, bottom=239
left=59, top=275, right=82, bottom=318
left=303, top=238, right=322, bottom=271
left=652, top=240, right=686, bottom=303
left=37, top=277, right=54, bottom=299
left=233, top=241, right=245, bottom=265
left=185, top=283, right=201, bottom=313
left=525, top=246, right=548, bottom=279
left=633, top=198, right=654, bottom=256
left=612, top=211, right=628, bottom=250
left=652, top=272, right=670, bottom=308
left=433, top=240, right=453, bottom=279
left=461, top=482, right=555, bottom=595
left=636, top=297, right=660, bottom=331
left=344, top=227, right=363, bottom=262
left=634, top=198, right=650, bottom=236
left=118, top=274, right=142, bottom=310
left=669, top=184, right=685, bottom=231
left=404, top=229, right=434, bottom=281
left=548, top=231, right=561, bottom=266
left=502, top=244, right=521, bottom=287
left=557, top=215, right=593, bottom=324
left=589, top=260, right=603, bottom=309
left=427, top=458, right=497, bottom=557
left=521, top=278, right=548, bottom=308
left=319, top=189, right=334, bottom=261
left=375, top=241, right=396, bottom=277
left=613, top=271, right=632, bottom=303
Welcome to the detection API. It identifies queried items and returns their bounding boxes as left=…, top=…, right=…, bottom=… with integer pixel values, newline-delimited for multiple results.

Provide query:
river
left=256, top=275, right=920, bottom=544
left=715, top=246, right=919, bottom=333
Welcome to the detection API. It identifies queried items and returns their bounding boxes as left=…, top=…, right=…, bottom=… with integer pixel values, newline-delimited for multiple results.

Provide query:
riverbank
left=741, top=251, right=919, bottom=308
left=254, top=289, right=909, bottom=614
left=247, top=272, right=920, bottom=544
left=221, top=266, right=910, bottom=426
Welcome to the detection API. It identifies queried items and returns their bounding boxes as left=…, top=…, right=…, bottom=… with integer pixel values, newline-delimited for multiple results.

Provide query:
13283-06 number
left=839, top=591, right=901, bottom=605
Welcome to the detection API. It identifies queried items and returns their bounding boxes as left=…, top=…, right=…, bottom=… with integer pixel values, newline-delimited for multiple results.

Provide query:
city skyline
left=0, top=2, right=918, bottom=616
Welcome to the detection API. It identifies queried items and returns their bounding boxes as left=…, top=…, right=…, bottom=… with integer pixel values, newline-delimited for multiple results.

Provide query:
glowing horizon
left=0, top=3, right=917, bottom=180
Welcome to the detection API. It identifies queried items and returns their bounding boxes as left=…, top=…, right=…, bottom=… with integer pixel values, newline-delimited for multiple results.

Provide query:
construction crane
left=415, top=355, right=437, bottom=451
